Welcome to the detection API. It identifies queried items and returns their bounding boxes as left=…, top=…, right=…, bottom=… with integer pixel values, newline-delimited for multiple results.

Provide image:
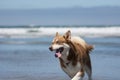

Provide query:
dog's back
left=49, top=30, right=93, bottom=80
left=60, top=36, right=93, bottom=80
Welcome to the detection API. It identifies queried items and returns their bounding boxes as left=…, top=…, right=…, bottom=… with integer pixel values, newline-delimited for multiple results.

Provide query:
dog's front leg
left=71, top=71, right=84, bottom=80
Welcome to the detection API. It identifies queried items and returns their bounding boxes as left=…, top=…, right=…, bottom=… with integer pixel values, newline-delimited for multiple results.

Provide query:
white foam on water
left=0, top=27, right=120, bottom=38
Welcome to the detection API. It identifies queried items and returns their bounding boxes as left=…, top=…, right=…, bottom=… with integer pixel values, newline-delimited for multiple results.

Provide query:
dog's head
left=49, top=30, right=71, bottom=58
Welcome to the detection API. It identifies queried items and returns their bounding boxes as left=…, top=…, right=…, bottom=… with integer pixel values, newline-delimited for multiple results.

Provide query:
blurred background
left=0, top=0, right=120, bottom=80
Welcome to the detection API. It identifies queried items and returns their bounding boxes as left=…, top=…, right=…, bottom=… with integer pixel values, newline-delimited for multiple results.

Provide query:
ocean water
left=0, top=25, right=120, bottom=38
left=0, top=26, right=120, bottom=80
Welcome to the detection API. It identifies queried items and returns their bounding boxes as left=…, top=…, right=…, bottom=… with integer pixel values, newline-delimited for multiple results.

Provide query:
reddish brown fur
left=66, top=40, right=93, bottom=69
left=59, top=58, right=66, bottom=68
left=56, top=34, right=93, bottom=71
left=53, top=31, right=93, bottom=67
left=49, top=30, right=94, bottom=79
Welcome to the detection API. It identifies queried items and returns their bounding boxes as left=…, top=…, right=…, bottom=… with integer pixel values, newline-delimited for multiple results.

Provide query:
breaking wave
left=0, top=26, right=120, bottom=38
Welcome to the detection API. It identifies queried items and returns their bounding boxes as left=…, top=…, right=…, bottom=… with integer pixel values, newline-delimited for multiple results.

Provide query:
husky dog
left=49, top=30, right=93, bottom=80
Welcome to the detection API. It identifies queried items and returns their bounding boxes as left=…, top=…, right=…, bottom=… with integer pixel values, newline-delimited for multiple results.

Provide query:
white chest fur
left=61, top=62, right=81, bottom=78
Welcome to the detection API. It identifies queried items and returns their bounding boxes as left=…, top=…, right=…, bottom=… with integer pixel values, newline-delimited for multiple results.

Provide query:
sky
left=0, top=0, right=120, bottom=25
left=0, top=0, right=120, bottom=9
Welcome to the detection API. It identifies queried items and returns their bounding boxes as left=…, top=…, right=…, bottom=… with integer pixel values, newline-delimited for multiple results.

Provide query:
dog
left=49, top=30, right=93, bottom=80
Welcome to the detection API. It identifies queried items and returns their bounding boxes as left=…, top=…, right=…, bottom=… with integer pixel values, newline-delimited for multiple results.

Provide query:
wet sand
left=0, top=37, right=120, bottom=80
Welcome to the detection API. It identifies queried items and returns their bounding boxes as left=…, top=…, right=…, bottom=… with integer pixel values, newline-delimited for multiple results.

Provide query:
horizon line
left=0, top=5, right=120, bottom=10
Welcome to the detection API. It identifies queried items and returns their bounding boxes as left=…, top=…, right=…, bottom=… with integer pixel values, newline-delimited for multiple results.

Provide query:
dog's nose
left=49, top=46, right=53, bottom=51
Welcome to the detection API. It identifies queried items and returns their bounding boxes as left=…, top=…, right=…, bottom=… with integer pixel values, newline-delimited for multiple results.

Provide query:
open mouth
left=55, top=47, right=64, bottom=58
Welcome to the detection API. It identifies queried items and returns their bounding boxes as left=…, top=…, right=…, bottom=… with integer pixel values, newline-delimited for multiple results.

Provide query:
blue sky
left=0, top=0, right=120, bottom=9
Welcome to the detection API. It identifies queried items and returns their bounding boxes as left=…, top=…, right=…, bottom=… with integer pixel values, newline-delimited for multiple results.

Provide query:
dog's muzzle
left=49, top=46, right=64, bottom=58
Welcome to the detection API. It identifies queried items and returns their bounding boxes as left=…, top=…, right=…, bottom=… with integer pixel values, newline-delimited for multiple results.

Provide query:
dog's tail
left=86, top=44, right=94, bottom=53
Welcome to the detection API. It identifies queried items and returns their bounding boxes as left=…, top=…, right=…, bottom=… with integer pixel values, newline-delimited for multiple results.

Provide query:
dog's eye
left=56, top=41, right=59, bottom=43
left=56, top=41, right=64, bottom=44
left=56, top=41, right=62, bottom=44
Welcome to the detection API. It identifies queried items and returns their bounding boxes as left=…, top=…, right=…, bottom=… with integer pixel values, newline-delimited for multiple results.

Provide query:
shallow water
left=0, top=37, right=120, bottom=80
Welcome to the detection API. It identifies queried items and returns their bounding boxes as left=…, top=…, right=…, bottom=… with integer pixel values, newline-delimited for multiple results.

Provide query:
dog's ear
left=63, top=30, right=71, bottom=40
left=56, top=32, right=59, bottom=37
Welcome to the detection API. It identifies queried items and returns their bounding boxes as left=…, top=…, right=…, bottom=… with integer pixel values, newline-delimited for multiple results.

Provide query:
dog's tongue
left=55, top=52, right=61, bottom=58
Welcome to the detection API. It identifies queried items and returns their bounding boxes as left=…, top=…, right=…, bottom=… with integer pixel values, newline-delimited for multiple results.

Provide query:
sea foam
left=0, top=26, right=120, bottom=38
